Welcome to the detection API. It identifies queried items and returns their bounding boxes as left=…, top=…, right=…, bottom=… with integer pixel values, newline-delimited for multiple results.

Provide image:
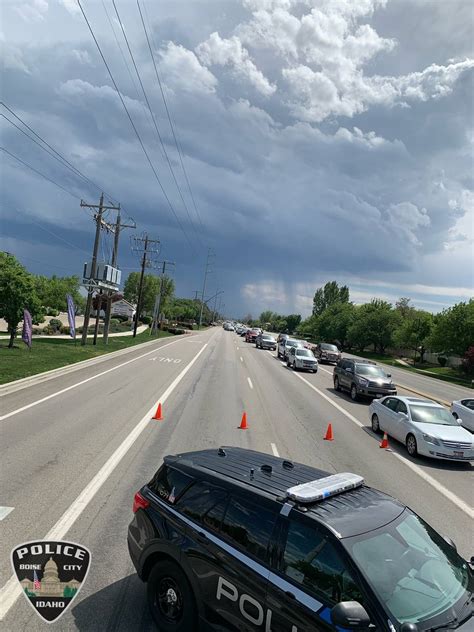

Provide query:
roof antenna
left=218, top=448, right=226, bottom=457
left=250, top=468, right=255, bottom=480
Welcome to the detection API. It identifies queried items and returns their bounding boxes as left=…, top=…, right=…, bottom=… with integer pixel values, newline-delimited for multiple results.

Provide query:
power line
left=1, top=146, right=80, bottom=199
left=77, top=0, right=196, bottom=254
left=112, top=0, right=201, bottom=245
left=0, top=102, right=118, bottom=205
left=139, top=0, right=207, bottom=238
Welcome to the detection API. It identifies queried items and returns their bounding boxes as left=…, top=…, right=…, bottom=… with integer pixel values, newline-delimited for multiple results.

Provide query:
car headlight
left=422, top=434, right=440, bottom=446
left=358, top=377, right=368, bottom=386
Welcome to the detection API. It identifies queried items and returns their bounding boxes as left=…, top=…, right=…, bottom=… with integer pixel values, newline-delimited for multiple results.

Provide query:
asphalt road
left=0, top=328, right=472, bottom=630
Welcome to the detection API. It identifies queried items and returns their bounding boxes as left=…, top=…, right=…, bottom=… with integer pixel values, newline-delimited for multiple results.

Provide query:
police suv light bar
left=286, top=473, right=364, bottom=503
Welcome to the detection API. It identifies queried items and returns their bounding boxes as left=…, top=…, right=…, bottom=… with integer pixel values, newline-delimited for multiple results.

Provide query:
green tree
left=318, top=302, right=355, bottom=348
left=285, top=314, right=301, bottom=334
left=0, top=253, right=44, bottom=348
left=123, top=273, right=175, bottom=317
left=312, top=281, right=349, bottom=316
left=348, top=300, right=400, bottom=354
left=428, top=299, right=474, bottom=356
left=296, top=314, right=320, bottom=340
left=34, top=275, right=83, bottom=312
left=395, top=297, right=414, bottom=319
left=393, top=310, right=433, bottom=363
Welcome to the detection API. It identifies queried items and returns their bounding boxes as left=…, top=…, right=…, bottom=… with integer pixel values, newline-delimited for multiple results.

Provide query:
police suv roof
left=165, top=447, right=405, bottom=538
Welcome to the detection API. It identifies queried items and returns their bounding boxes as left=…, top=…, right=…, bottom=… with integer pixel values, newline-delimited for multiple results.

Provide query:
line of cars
left=231, top=325, right=474, bottom=463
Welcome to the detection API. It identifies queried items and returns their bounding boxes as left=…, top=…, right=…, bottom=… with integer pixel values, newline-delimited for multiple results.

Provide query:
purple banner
left=66, top=294, right=76, bottom=339
left=22, top=309, right=32, bottom=348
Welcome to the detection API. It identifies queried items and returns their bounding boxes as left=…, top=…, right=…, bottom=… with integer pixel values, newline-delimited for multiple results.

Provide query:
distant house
left=111, top=299, right=136, bottom=320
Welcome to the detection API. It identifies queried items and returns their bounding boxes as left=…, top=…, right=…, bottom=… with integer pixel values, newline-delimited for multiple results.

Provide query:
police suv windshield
left=356, top=364, right=387, bottom=378
left=345, top=512, right=473, bottom=628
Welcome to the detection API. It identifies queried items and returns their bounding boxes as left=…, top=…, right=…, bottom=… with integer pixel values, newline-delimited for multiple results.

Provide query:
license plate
left=453, top=451, right=464, bottom=457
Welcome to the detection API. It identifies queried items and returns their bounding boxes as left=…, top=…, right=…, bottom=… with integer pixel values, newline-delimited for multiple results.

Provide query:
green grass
left=0, top=330, right=173, bottom=385
left=350, top=351, right=472, bottom=388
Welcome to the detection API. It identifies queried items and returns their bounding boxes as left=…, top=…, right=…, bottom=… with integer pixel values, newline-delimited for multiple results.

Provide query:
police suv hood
left=414, top=422, right=473, bottom=443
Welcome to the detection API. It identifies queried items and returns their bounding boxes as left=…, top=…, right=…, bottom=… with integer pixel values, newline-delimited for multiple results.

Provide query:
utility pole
left=80, top=194, right=120, bottom=345
left=151, top=260, right=175, bottom=335
left=103, top=210, right=135, bottom=344
left=131, top=233, right=160, bottom=337
left=199, top=248, right=215, bottom=329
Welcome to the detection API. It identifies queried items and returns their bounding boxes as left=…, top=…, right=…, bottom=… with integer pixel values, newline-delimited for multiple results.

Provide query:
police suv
left=128, top=447, right=473, bottom=632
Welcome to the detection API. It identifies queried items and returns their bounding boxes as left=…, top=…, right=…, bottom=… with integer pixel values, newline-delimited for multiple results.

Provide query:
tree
left=312, top=281, right=349, bottom=316
left=348, top=300, right=400, bottom=354
left=285, top=314, right=301, bottom=334
left=393, top=310, right=433, bottom=363
left=395, top=297, right=414, bottom=319
left=34, top=275, right=83, bottom=312
left=428, top=300, right=474, bottom=356
left=0, top=253, right=44, bottom=348
left=317, top=302, right=355, bottom=348
left=123, top=272, right=175, bottom=317
left=259, top=311, right=276, bottom=325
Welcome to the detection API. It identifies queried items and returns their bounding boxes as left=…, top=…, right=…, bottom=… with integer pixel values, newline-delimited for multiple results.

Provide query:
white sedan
left=369, top=396, right=474, bottom=461
left=451, top=398, right=474, bottom=433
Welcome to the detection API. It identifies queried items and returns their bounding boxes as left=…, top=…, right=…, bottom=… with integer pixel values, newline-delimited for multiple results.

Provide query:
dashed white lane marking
left=271, top=443, right=280, bottom=457
left=0, top=338, right=184, bottom=422
left=0, top=507, right=14, bottom=521
left=240, top=357, right=243, bottom=362
left=318, top=366, right=333, bottom=375
left=280, top=361, right=286, bottom=366
left=236, top=346, right=239, bottom=350
left=0, top=343, right=208, bottom=620
left=292, top=372, right=474, bottom=519
left=247, top=377, right=254, bottom=390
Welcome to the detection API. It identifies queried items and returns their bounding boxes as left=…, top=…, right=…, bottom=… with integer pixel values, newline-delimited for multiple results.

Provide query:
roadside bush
left=461, top=346, right=474, bottom=376
left=141, top=315, right=152, bottom=325
left=45, top=307, right=60, bottom=317
left=60, top=325, right=71, bottom=335
left=438, top=356, right=447, bottom=367
left=112, top=314, right=129, bottom=322
left=49, top=318, right=63, bottom=331
left=42, top=325, right=55, bottom=335
left=110, top=318, right=121, bottom=326
left=32, top=327, right=42, bottom=335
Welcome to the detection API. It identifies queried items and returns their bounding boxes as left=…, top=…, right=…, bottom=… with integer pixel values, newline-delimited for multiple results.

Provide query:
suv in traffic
left=287, top=346, right=318, bottom=372
left=245, top=328, right=261, bottom=343
left=312, top=342, right=341, bottom=364
left=277, top=337, right=305, bottom=360
left=334, top=358, right=397, bottom=400
left=128, top=447, right=473, bottom=632
left=255, top=333, right=277, bottom=350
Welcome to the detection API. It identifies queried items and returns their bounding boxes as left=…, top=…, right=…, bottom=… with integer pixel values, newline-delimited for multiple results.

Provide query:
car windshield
left=410, top=405, right=458, bottom=426
left=262, top=335, right=274, bottom=341
left=321, top=343, right=338, bottom=351
left=347, top=512, right=472, bottom=626
left=356, top=365, right=387, bottom=378
left=285, top=339, right=298, bottom=346
left=296, top=349, right=313, bottom=357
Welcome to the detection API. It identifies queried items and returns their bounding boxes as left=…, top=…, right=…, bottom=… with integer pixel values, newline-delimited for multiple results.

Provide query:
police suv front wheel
left=147, top=560, right=197, bottom=632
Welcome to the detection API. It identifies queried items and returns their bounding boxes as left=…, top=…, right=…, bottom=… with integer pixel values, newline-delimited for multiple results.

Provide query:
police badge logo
left=11, top=540, right=91, bottom=623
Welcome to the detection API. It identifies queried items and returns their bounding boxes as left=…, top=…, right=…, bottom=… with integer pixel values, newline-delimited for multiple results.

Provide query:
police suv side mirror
left=331, top=601, right=371, bottom=629
left=443, top=535, right=457, bottom=551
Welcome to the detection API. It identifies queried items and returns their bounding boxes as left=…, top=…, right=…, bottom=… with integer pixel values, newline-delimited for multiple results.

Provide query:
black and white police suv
left=128, top=447, right=473, bottom=632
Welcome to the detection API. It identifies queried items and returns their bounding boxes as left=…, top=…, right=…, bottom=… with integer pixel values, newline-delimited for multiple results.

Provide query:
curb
left=0, top=333, right=190, bottom=397
left=395, top=383, right=450, bottom=407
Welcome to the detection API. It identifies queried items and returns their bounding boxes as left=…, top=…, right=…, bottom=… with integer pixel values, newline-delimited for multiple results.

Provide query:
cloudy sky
left=1, top=0, right=473, bottom=317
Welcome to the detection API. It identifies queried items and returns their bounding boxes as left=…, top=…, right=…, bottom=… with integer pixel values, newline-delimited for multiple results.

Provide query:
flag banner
left=66, top=294, right=76, bottom=339
left=22, top=309, right=32, bottom=348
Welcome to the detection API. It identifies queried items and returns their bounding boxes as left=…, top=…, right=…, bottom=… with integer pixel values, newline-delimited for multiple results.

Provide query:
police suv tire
left=350, top=384, right=358, bottom=401
left=147, top=560, right=197, bottom=632
left=334, top=376, right=341, bottom=391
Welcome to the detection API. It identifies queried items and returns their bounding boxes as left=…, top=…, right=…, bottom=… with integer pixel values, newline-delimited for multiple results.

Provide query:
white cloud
left=159, top=42, right=218, bottom=94
left=196, top=32, right=276, bottom=96
left=71, top=49, right=92, bottom=65
left=58, top=0, right=81, bottom=16
left=1, top=36, right=31, bottom=73
left=15, top=0, right=48, bottom=22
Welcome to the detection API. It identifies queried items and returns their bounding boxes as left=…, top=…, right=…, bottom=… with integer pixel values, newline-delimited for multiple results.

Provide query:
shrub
left=60, top=325, right=71, bottom=335
left=32, top=327, right=42, bottom=335
left=112, top=314, right=129, bottom=322
left=43, top=325, right=55, bottom=335
left=49, top=318, right=63, bottom=331
left=110, top=318, right=121, bottom=325
left=461, top=346, right=474, bottom=376
left=438, top=356, right=447, bottom=367
left=45, top=307, right=59, bottom=317
left=141, top=315, right=152, bottom=325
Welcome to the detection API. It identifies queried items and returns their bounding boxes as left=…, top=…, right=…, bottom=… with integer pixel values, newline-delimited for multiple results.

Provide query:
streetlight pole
left=199, top=248, right=214, bottom=329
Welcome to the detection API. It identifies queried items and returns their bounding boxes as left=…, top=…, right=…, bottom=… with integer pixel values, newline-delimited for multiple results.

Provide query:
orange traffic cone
left=239, top=412, right=248, bottom=430
left=152, top=403, right=163, bottom=421
left=379, top=432, right=389, bottom=449
left=323, top=423, right=334, bottom=441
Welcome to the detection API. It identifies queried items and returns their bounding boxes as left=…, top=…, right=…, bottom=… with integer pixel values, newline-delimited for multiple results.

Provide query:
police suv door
left=265, top=515, right=372, bottom=631
left=179, top=485, right=278, bottom=631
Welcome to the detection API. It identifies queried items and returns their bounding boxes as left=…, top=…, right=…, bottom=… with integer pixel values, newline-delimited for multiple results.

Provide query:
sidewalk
left=0, top=325, right=148, bottom=340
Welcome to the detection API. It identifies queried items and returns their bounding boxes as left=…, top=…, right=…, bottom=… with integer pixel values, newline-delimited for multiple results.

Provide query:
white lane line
left=292, top=372, right=473, bottom=518
left=318, top=366, right=333, bottom=375
left=236, top=346, right=239, bottom=350
left=240, top=357, right=243, bottom=363
left=0, top=338, right=183, bottom=422
left=247, top=377, right=254, bottom=390
left=0, top=507, right=14, bottom=521
left=0, top=343, right=208, bottom=620
left=271, top=443, right=280, bottom=457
